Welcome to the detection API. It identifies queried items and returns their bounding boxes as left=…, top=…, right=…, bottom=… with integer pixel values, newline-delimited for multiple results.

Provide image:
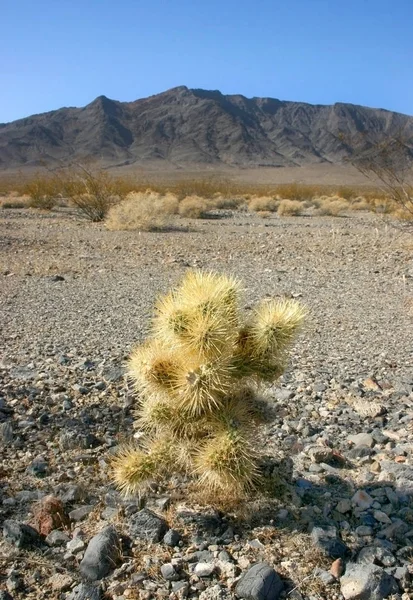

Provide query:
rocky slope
left=1, top=86, right=413, bottom=169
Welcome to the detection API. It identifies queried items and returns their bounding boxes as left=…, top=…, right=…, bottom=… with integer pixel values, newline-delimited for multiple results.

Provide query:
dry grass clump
left=277, top=199, right=303, bottom=216
left=315, top=197, right=349, bottom=216
left=178, top=195, right=211, bottom=219
left=22, top=175, right=58, bottom=210
left=1, top=195, right=30, bottom=209
left=111, top=270, right=306, bottom=502
left=106, top=191, right=179, bottom=231
left=248, top=196, right=278, bottom=213
left=349, top=196, right=371, bottom=211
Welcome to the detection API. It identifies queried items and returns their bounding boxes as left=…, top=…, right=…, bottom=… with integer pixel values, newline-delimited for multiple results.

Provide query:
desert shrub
left=106, top=191, right=179, bottom=231
left=210, top=194, right=245, bottom=210
left=256, top=211, right=272, bottom=219
left=111, top=270, right=306, bottom=502
left=315, top=197, right=349, bottom=216
left=178, top=195, right=211, bottom=218
left=349, top=196, right=371, bottom=211
left=248, top=196, right=278, bottom=213
left=277, top=199, right=303, bottom=216
left=1, top=196, right=29, bottom=209
left=23, top=175, right=57, bottom=210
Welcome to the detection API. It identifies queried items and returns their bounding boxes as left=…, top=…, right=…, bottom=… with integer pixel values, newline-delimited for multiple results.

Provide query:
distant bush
left=23, top=175, right=57, bottom=210
left=277, top=199, right=303, bottom=216
left=248, top=196, right=278, bottom=213
left=106, top=191, right=179, bottom=231
left=178, top=196, right=211, bottom=218
left=349, top=196, right=371, bottom=211
left=315, top=197, right=349, bottom=216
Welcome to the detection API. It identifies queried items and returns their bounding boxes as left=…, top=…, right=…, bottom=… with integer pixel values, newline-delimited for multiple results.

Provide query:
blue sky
left=2, top=0, right=412, bottom=122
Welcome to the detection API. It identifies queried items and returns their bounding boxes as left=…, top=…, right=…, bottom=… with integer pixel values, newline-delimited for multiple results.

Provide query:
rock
left=27, top=456, right=48, bottom=477
left=348, top=433, right=374, bottom=447
left=6, top=571, right=23, bottom=593
left=67, top=537, right=86, bottom=553
left=69, top=505, right=95, bottom=522
left=235, top=562, right=283, bottom=600
left=161, top=563, right=180, bottom=581
left=32, top=495, right=70, bottom=535
left=314, top=568, right=335, bottom=585
left=163, top=528, right=182, bottom=547
left=67, top=583, right=102, bottom=600
left=340, top=563, right=399, bottom=600
left=357, top=546, right=396, bottom=567
left=194, top=562, right=216, bottom=577
left=3, top=520, right=42, bottom=548
left=352, top=490, right=374, bottom=509
left=0, top=591, right=14, bottom=600
left=311, top=527, right=349, bottom=559
left=374, top=510, right=392, bottom=525
left=128, top=508, right=168, bottom=543
left=46, top=529, right=70, bottom=546
left=50, top=275, right=65, bottom=282
left=330, top=558, right=344, bottom=578
left=0, top=421, right=13, bottom=444
left=79, top=525, right=121, bottom=580
left=336, top=499, right=352, bottom=514
left=172, top=581, right=190, bottom=598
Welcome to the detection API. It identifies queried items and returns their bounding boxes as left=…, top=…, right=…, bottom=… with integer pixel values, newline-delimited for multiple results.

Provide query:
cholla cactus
left=112, top=270, right=306, bottom=500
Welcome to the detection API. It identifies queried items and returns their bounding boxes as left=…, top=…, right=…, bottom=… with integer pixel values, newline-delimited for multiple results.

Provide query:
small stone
left=374, top=510, right=392, bottom=524
left=79, top=525, right=121, bottom=580
left=194, top=562, right=216, bottom=577
left=314, top=568, right=335, bottom=585
left=3, top=520, right=42, bottom=548
left=67, top=537, right=86, bottom=553
left=357, top=546, right=396, bottom=567
left=161, top=563, right=180, bottom=581
left=355, top=526, right=374, bottom=536
left=46, top=529, right=70, bottom=546
left=50, top=275, right=65, bottom=282
left=330, top=558, right=344, bottom=578
left=27, top=456, right=48, bottom=477
left=0, top=591, right=13, bottom=600
left=236, top=562, right=284, bottom=600
left=172, top=581, right=190, bottom=598
left=199, top=585, right=230, bottom=600
left=336, top=499, right=352, bottom=514
left=352, top=490, right=374, bottom=509
left=128, top=508, right=168, bottom=543
left=311, top=527, right=349, bottom=559
left=163, top=528, right=181, bottom=547
left=340, top=563, right=399, bottom=600
left=69, top=505, right=95, bottom=522
left=348, top=433, right=374, bottom=447
left=67, top=583, right=102, bottom=600
left=6, top=571, right=23, bottom=593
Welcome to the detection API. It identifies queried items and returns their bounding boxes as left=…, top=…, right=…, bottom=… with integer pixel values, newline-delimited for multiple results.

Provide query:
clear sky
left=2, top=0, right=412, bottom=123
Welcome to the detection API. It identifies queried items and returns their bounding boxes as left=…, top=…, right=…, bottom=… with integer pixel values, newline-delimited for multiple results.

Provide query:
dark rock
left=235, top=562, right=283, bottom=600
left=0, top=591, right=14, bottom=600
left=128, top=508, right=168, bottom=543
left=67, top=583, right=102, bottom=600
left=163, top=529, right=182, bottom=547
left=46, top=529, right=70, bottom=546
left=50, top=275, right=65, bottom=282
left=161, top=563, right=180, bottom=581
left=311, top=526, right=349, bottom=559
left=3, top=520, right=43, bottom=548
left=27, top=456, right=48, bottom=477
left=69, top=505, right=95, bottom=522
left=340, top=563, right=399, bottom=600
left=79, top=525, right=121, bottom=580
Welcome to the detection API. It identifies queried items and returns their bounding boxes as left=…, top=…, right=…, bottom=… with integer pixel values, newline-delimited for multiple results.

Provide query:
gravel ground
left=1, top=206, right=413, bottom=600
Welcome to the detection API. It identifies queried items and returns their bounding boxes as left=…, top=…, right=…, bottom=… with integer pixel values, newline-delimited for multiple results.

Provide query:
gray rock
left=314, top=568, right=335, bottom=585
left=357, top=546, right=396, bottom=567
left=311, top=527, right=349, bottom=559
left=128, top=508, right=168, bottom=543
left=236, top=562, right=283, bottom=600
left=199, top=585, right=230, bottom=600
left=348, top=433, right=374, bottom=447
left=336, top=499, right=352, bottom=514
left=161, top=563, right=180, bottom=581
left=163, top=528, right=182, bottom=547
left=67, top=537, right=86, bottom=553
left=46, top=529, right=70, bottom=546
left=352, top=490, right=374, bottom=509
left=79, top=525, right=121, bottom=580
left=67, top=583, right=102, bottom=600
left=3, top=520, right=42, bottom=548
left=69, top=505, right=95, bottom=521
left=340, top=562, right=399, bottom=600
left=0, top=591, right=14, bottom=600
left=27, top=456, right=48, bottom=477
left=194, top=562, right=216, bottom=577
left=0, top=421, right=13, bottom=444
left=374, top=510, right=392, bottom=525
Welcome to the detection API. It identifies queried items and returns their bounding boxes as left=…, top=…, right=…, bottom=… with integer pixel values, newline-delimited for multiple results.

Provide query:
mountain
left=1, top=86, right=412, bottom=170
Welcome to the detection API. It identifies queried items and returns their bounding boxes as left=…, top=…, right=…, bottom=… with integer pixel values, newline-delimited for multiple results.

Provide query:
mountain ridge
left=1, top=86, right=412, bottom=170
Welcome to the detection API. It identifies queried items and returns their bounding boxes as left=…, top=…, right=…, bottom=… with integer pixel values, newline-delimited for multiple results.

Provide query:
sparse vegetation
left=178, top=195, right=211, bottom=218
left=106, top=191, right=179, bottom=231
left=111, top=270, right=306, bottom=502
left=248, top=196, right=278, bottom=213
left=315, top=197, right=349, bottom=216
left=277, top=199, right=303, bottom=216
